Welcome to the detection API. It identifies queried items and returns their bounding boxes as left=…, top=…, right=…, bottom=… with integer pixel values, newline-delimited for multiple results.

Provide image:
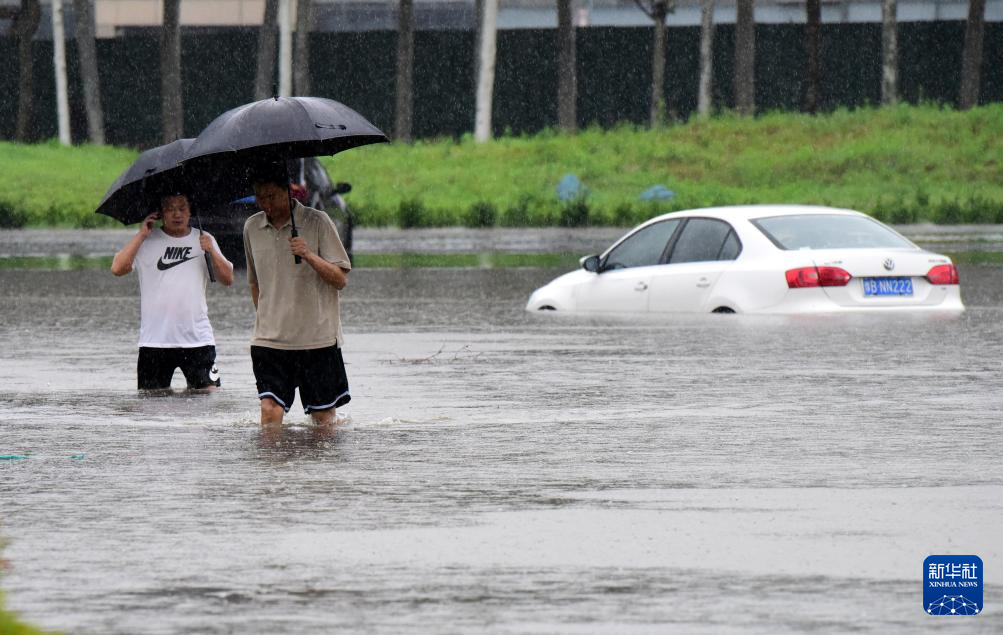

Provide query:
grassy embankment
left=0, top=104, right=1000, bottom=229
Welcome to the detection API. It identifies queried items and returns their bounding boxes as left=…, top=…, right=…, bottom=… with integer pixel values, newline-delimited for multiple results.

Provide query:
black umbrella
left=183, top=96, right=388, bottom=263
left=96, top=138, right=194, bottom=226
left=95, top=138, right=240, bottom=281
left=183, top=96, right=388, bottom=163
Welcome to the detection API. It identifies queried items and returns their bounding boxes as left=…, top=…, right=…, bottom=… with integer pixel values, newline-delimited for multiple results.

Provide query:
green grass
left=1, top=104, right=1001, bottom=228
left=0, top=140, right=136, bottom=229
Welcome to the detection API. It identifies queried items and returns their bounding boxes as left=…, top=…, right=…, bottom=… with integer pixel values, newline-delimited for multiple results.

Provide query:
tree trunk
left=880, top=0, right=898, bottom=105
left=293, top=0, right=312, bottom=96
left=160, top=0, right=183, bottom=143
left=557, top=0, right=577, bottom=133
left=473, top=0, right=484, bottom=78
left=649, top=0, right=668, bottom=127
left=52, top=0, right=72, bottom=145
left=73, top=0, right=105, bottom=144
left=255, top=0, right=279, bottom=100
left=14, top=0, right=41, bottom=142
left=733, top=0, right=755, bottom=115
left=804, top=0, right=821, bottom=114
left=474, top=0, right=498, bottom=143
left=277, top=0, right=292, bottom=96
left=959, top=0, right=987, bottom=109
left=697, top=0, right=715, bottom=118
left=394, top=0, right=415, bottom=142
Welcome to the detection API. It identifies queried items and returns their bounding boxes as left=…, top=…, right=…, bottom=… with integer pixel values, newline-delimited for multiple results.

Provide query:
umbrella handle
left=204, top=252, right=217, bottom=283
left=194, top=217, right=216, bottom=283
left=289, top=188, right=302, bottom=265
left=292, top=230, right=302, bottom=264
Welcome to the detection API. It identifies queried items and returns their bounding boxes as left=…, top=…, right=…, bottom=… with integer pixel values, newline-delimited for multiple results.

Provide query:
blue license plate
left=862, top=277, right=913, bottom=296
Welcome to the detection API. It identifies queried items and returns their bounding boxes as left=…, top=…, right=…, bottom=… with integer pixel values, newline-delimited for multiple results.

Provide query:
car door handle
left=635, top=282, right=648, bottom=292
left=696, top=277, right=711, bottom=288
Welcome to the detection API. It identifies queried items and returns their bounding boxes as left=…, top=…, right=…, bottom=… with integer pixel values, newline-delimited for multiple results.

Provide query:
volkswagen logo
left=883, top=258, right=895, bottom=271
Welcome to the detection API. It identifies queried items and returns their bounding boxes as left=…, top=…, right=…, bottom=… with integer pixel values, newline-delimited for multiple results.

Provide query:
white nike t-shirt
left=134, top=227, right=216, bottom=348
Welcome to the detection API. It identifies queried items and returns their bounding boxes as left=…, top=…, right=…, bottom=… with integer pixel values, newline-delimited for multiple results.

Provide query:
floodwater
left=1, top=228, right=1002, bottom=634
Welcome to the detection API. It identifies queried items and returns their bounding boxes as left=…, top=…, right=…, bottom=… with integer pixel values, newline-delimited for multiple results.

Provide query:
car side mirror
left=581, top=255, right=601, bottom=273
left=333, top=182, right=352, bottom=195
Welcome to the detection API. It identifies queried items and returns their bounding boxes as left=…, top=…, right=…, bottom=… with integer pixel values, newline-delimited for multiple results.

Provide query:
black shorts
left=137, top=345, right=220, bottom=390
left=250, top=345, right=351, bottom=413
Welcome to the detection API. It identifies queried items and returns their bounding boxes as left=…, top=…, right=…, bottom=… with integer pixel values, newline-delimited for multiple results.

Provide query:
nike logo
left=157, top=256, right=196, bottom=270
left=157, top=246, right=196, bottom=270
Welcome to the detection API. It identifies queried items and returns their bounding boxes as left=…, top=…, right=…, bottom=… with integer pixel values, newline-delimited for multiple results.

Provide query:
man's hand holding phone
left=139, top=212, right=160, bottom=238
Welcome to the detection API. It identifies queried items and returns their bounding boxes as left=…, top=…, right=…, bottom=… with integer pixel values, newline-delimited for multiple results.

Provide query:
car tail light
left=926, top=264, right=960, bottom=285
left=786, top=266, right=852, bottom=288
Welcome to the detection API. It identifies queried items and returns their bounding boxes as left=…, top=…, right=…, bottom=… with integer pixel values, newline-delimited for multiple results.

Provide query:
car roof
left=645, top=204, right=867, bottom=225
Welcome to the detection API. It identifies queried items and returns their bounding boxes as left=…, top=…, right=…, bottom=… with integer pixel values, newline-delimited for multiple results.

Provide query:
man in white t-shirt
left=111, top=193, right=235, bottom=390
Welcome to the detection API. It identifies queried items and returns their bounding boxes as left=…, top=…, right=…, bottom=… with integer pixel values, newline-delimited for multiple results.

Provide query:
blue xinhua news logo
left=924, top=555, right=983, bottom=615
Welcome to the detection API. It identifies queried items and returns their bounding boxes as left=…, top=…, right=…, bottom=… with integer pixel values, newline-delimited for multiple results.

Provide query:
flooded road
left=1, top=228, right=1002, bottom=633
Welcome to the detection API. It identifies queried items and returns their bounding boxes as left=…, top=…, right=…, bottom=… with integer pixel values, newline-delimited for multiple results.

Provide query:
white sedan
left=526, top=205, right=963, bottom=314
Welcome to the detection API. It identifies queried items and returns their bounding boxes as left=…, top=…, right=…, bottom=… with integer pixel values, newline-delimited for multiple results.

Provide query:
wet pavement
left=0, top=228, right=1001, bottom=633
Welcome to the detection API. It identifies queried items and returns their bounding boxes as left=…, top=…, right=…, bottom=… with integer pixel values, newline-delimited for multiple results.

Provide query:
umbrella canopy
left=183, top=96, right=388, bottom=165
left=95, top=138, right=252, bottom=225
left=95, top=138, right=194, bottom=225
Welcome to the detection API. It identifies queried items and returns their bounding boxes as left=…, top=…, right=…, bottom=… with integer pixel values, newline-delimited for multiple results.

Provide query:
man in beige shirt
left=243, top=164, right=353, bottom=426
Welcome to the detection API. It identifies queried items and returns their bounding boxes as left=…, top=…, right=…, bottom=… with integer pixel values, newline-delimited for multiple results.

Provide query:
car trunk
left=810, top=248, right=954, bottom=308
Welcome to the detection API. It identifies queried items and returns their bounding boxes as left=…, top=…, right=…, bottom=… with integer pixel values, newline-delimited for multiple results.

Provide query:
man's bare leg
left=260, top=397, right=285, bottom=425
left=310, top=408, right=335, bottom=426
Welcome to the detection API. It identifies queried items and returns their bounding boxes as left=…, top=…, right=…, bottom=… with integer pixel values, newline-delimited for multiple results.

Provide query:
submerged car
left=526, top=205, right=963, bottom=314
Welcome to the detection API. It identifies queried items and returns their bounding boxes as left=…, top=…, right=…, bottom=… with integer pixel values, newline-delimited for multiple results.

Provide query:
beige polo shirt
left=243, top=201, right=352, bottom=350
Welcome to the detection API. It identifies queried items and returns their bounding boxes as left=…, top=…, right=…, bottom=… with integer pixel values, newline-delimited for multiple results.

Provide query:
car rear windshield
left=751, top=214, right=915, bottom=250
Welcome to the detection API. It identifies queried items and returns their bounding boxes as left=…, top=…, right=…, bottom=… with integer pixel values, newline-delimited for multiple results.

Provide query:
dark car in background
left=200, top=157, right=354, bottom=266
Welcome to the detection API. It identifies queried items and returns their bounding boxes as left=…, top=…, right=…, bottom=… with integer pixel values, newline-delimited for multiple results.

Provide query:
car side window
left=717, top=230, right=741, bottom=260
left=603, top=219, right=681, bottom=270
left=668, top=218, right=738, bottom=264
